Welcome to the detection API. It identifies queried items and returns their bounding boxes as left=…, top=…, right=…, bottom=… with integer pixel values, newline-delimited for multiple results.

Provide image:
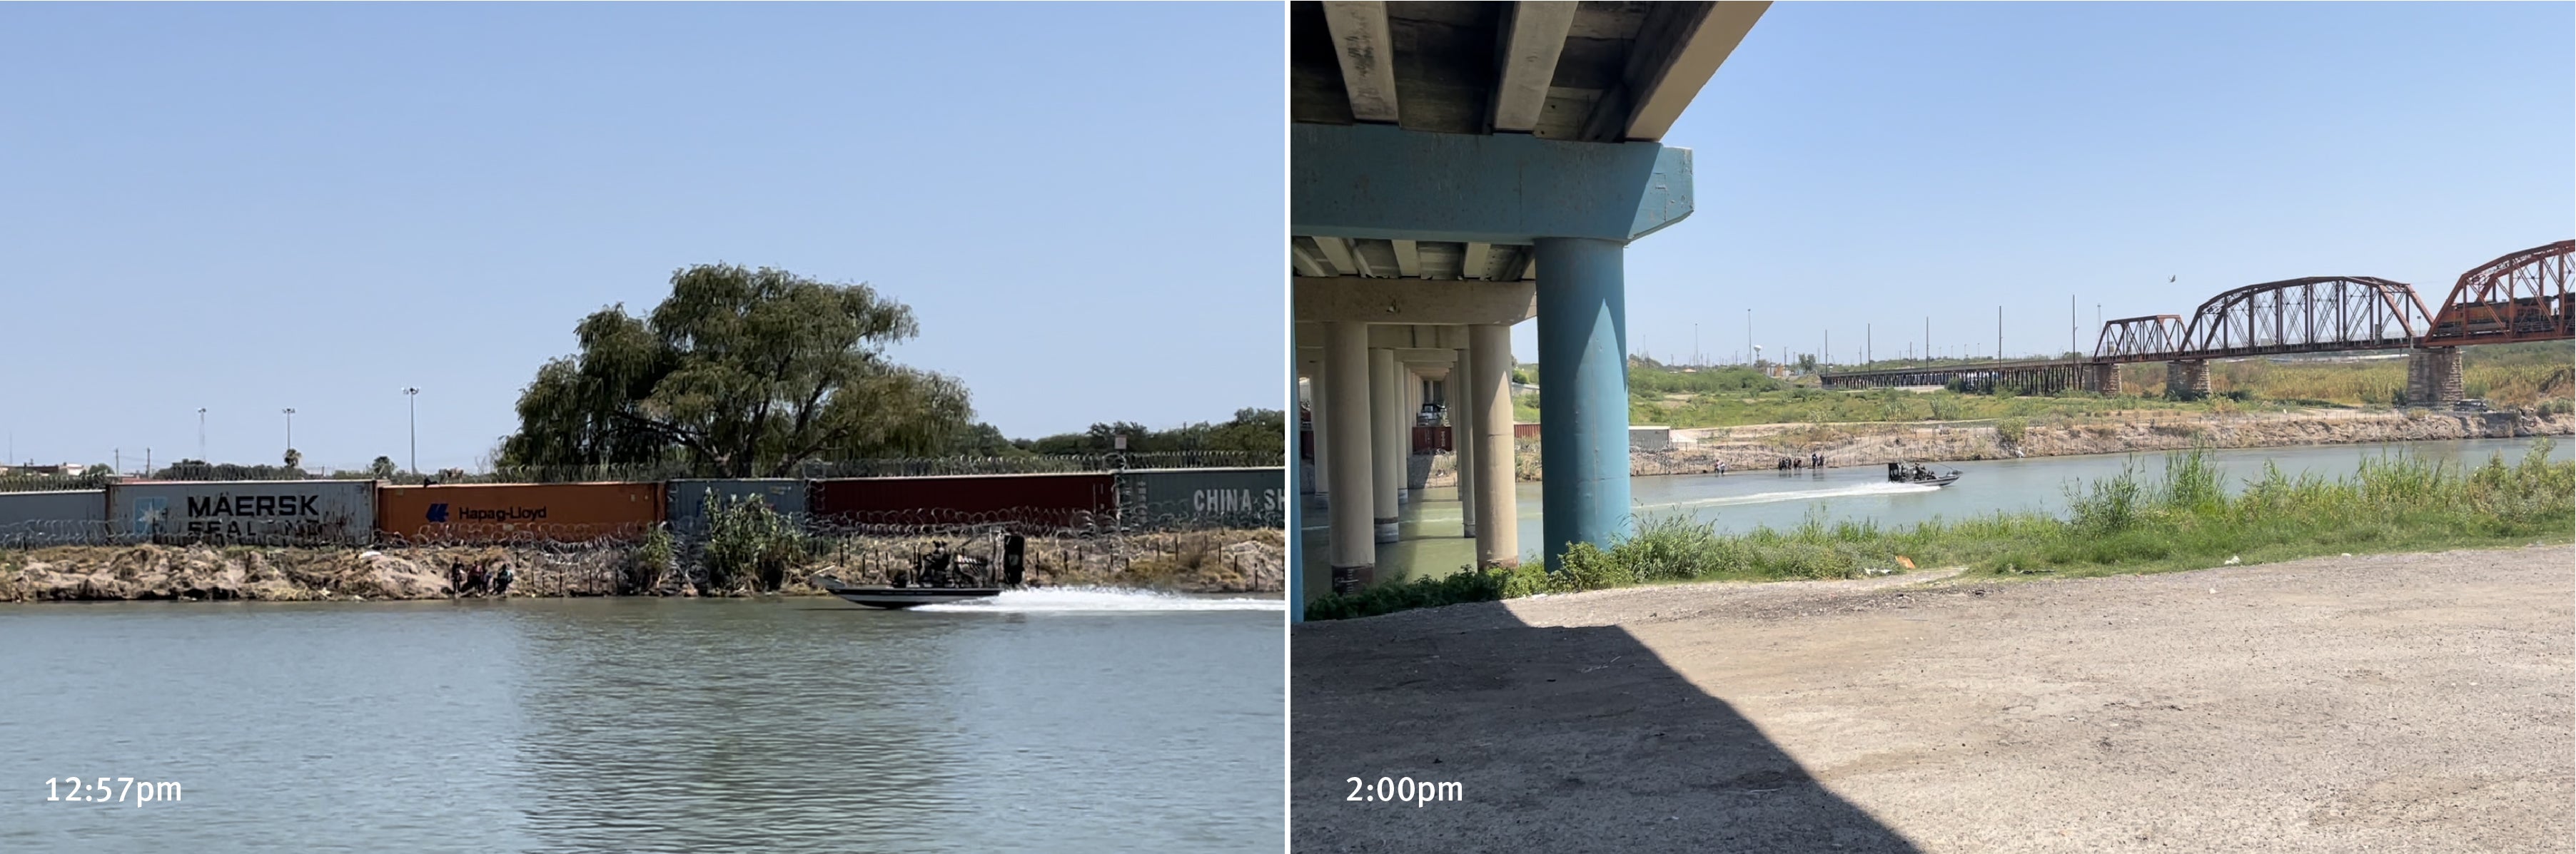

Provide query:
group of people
left=1775, top=452, right=1828, bottom=471
left=448, top=559, right=515, bottom=597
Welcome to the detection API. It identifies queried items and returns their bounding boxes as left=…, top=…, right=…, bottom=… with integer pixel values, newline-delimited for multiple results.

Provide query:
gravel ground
left=1292, top=546, right=2572, bottom=852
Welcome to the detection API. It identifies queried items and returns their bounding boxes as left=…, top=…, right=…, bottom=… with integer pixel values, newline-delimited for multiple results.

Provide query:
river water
left=1304, top=437, right=2569, bottom=584
left=0, top=589, right=1284, bottom=853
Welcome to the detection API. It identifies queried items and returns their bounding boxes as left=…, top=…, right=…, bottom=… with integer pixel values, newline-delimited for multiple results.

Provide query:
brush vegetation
left=1303, top=439, right=2573, bottom=621
left=1509, top=343, right=2575, bottom=430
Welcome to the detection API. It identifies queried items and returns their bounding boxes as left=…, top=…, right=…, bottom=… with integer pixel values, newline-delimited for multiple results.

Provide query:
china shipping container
left=375, top=482, right=666, bottom=544
left=666, top=479, right=808, bottom=534
left=1116, top=467, right=1285, bottom=528
left=807, top=472, right=1116, bottom=530
left=0, top=489, right=110, bottom=545
left=107, top=480, right=378, bottom=546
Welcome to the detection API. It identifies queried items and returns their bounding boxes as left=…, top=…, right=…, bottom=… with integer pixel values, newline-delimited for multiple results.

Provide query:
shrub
left=702, top=495, right=805, bottom=592
left=1996, top=417, right=2029, bottom=445
left=629, top=524, right=675, bottom=593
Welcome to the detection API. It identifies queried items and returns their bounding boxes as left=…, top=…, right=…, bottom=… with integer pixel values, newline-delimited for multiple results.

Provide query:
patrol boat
left=816, top=536, right=1026, bottom=609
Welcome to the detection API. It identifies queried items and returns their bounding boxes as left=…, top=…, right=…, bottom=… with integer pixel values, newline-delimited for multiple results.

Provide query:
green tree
left=283, top=448, right=303, bottom=470
left=369, top=456, right=400, bottom=479
left=499, top=264, right=973, bottom=477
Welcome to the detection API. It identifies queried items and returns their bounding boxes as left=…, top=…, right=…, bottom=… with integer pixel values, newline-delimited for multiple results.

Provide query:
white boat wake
left=1632, top=480, right=1943, bottom=513
left=916, top=587, right=1284, bottom=613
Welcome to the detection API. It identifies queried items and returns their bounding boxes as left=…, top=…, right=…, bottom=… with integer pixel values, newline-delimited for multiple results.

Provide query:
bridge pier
left=2166, top=360, right=2211, bottom=400
left=2405, top=347, right=2463, bottom=406
left=2086, top=362, right=2122, bottom=395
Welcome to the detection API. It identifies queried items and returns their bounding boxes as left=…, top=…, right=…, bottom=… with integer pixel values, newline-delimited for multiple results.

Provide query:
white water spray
left=916, top=586, right=1283, bottom=613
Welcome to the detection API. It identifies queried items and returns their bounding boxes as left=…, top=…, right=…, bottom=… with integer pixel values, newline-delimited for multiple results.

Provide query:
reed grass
left=1302, top=440, right=2573, bottom=621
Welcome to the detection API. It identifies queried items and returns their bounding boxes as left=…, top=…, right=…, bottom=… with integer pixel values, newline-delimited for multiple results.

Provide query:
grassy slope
left=1304, top=440, right=2573, bottom=621
left=1511, top=342, right=2573, bottom=430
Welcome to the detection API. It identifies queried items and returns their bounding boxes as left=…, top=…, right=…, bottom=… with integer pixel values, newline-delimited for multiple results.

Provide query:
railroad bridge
left=1821, top=240, right=2572, bottom=404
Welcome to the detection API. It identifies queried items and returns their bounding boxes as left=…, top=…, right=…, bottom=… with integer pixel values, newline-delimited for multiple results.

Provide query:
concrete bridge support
left=2406, top=347, right=2463, bottom=405
left=1468, top=322, right=1519, bottom=568
left=1535, top=238, right=1632, bottom=572
left=2085, top=362, right=2123, bottom=395
left=1369, top=347, right=1403, bottom=542
left=1321, top=322, right=1375, bottom=592
left=2166, top=360, right=2211, bottom=400
left=1455, top=345, right=1477, bottom=540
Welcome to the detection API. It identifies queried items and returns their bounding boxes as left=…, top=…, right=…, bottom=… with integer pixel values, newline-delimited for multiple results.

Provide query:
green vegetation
left=501, top=263, right=973, bottom=477
left=1016, top=409, right=1285, bottom=457
left=1589, top=342, right=2575, bottom=430
left=700, top=494, right=808, bottom=592
left=1303, top=440, right=2574, bottom=621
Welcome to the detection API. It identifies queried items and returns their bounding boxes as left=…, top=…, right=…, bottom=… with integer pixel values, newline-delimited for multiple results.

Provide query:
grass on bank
left=1507, top=343, right=2574, bottom=431
left=1302, top=439, right=2575, bottom=621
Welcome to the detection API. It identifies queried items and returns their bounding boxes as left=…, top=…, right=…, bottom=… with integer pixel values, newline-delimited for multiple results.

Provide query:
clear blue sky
left=1, top=3, right=1282, bottom=473
left=1520, top=1, right=2575, bottom=367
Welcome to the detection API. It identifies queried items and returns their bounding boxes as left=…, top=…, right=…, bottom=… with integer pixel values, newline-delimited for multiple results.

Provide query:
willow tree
left=500, top=264, right=971, bottom=477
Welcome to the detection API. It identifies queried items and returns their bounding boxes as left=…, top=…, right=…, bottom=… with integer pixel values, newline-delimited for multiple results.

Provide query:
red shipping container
left=807, top=472, right=1116, bottom=529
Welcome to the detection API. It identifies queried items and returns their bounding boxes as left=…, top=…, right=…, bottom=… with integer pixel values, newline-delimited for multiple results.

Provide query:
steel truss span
left=2425, top=240, right=2575, bottom=347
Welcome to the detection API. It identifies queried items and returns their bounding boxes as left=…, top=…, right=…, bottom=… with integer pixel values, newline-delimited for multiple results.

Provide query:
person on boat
left=921, top=542, right=954, bottom=587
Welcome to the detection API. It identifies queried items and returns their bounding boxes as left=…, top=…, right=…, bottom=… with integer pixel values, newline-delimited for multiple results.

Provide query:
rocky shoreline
left=1415, top=407, right=2572, bottom=484
left=0, top=529, right=1286, bottom=603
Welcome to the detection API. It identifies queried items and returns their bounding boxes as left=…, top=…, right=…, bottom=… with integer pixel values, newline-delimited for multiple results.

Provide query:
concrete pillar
left=1533, top=237, right=1631, bottom=571
left=2406, top=347, right=2463, bottom=405
left=1455, top=345, right=1476, bottom=539
left=1323, top=323, right=1375, bottom=591
left=2166, top=360, right=2209, bottom=400
left=1369, top=347, right=1403, bottom=542
left=2091, top=362, right=2122, bottom=396
left=1470, top=323, right=1519, bottom=567
left=1306, top=375, right=1328, bottom=496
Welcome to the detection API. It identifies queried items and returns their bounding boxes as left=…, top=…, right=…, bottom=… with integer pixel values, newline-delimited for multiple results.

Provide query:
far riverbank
left=1421, top=407, right=2572, bottom=484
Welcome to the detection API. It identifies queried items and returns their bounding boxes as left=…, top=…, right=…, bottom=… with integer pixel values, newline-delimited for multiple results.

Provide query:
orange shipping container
left=375, top=482, right=666, bottom=544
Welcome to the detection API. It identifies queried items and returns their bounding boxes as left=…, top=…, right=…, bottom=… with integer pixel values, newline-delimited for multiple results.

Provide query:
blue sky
left=1532, top=1, right=2575, bottom=367
left=1, top=3, right=1282, bottom=473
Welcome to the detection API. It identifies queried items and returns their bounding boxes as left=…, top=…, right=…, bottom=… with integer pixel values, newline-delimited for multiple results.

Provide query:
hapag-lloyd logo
left=425, top=503, right=549, bottom=523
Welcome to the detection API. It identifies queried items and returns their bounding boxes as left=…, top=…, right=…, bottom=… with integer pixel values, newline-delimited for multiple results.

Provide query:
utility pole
left=196, top=408, right=207, bottom=462
left=1997, top=306, right=2004, bottom=363
left=1745, top=309, right=1752, bottom=367
left=1926, top=317, right=1931, bottom=364
left=1867, top=323, right=1872, bottom=366
left=1823, top=330, right=1829, bottom=370
left=405, top=388, right=420, bottom=476
left=282, top=409, right=296, bottom=455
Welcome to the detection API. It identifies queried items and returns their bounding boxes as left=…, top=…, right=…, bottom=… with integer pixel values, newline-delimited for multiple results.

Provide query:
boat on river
left=815, top=537, right=1026, bottom=609
left=1888, top=461, right=1963, bottom=488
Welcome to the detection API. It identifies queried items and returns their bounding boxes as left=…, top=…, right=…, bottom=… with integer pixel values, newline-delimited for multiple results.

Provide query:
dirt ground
left=1291, top=546, right=2573, bottom=852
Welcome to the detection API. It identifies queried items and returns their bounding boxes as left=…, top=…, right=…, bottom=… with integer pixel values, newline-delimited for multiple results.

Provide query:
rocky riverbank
left=1415, top=407, right=2572, bottom=484
left=0, top=529, right=1286, bottom=602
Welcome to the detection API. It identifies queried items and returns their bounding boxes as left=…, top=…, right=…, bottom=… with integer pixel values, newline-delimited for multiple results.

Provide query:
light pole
left=405, top=388, right=420, bottom=476
left=196, top=408, right=206, bottom=462
left=282, top=409, right=296, bottom=454
left=1744, top=309, right=1752, bottom=366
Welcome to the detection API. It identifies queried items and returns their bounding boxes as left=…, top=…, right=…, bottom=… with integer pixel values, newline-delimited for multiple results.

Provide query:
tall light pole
left=1744, top=309, right=1753, bottom=366
left=404, top=388, right=420, bottom=476
left=282, top=408, right=296, bottom=454
left=196, top=408, right=207, bottom=462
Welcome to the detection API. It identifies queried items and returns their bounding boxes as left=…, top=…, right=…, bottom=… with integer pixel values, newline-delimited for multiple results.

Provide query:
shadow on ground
left=1292, top=601, right=1921, bottom=853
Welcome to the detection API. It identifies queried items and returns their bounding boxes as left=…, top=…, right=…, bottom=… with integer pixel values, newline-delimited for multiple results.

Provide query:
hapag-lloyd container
left=375, top=482, right=665, bottom=544
left=107, top=479, right=378, bottom=545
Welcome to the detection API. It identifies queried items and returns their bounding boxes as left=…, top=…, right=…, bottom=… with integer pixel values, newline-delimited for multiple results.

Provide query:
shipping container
left=1118, top=467, right=1285, bottom=529
left=808, top=472, right=1116, bottom=531
left=375, top=482, right=666, bottom=544
left=108, top=480, right=378, bottom=546
left=0, top=489, right=109, bottom=545
left=666, top=479, right=808, bottom=534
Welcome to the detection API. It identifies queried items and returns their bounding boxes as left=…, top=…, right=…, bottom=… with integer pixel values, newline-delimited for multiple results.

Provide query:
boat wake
left=916, top=587, right=1284, bottom=613
left=1633, top=480, right=1943, bottom=513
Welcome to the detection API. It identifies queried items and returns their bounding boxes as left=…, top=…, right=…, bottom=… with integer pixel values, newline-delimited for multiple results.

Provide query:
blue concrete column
left=1534, top=237, right=1632, bottom=571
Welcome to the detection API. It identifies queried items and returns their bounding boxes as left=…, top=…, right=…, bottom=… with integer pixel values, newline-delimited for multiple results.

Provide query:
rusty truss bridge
left=1821, top=240, right=2571, bottom=402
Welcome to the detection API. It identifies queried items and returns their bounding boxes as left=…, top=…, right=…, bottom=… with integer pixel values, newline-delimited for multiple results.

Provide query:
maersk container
left=667, top=479, right=808, bottom=534
left=807, top=472, right=1116, bottom=530
left=1118, top=467, right=1286, bottom=528
left=106, top=480, right=378, bottom=546
left=0, top=489, right=109, bottom=546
